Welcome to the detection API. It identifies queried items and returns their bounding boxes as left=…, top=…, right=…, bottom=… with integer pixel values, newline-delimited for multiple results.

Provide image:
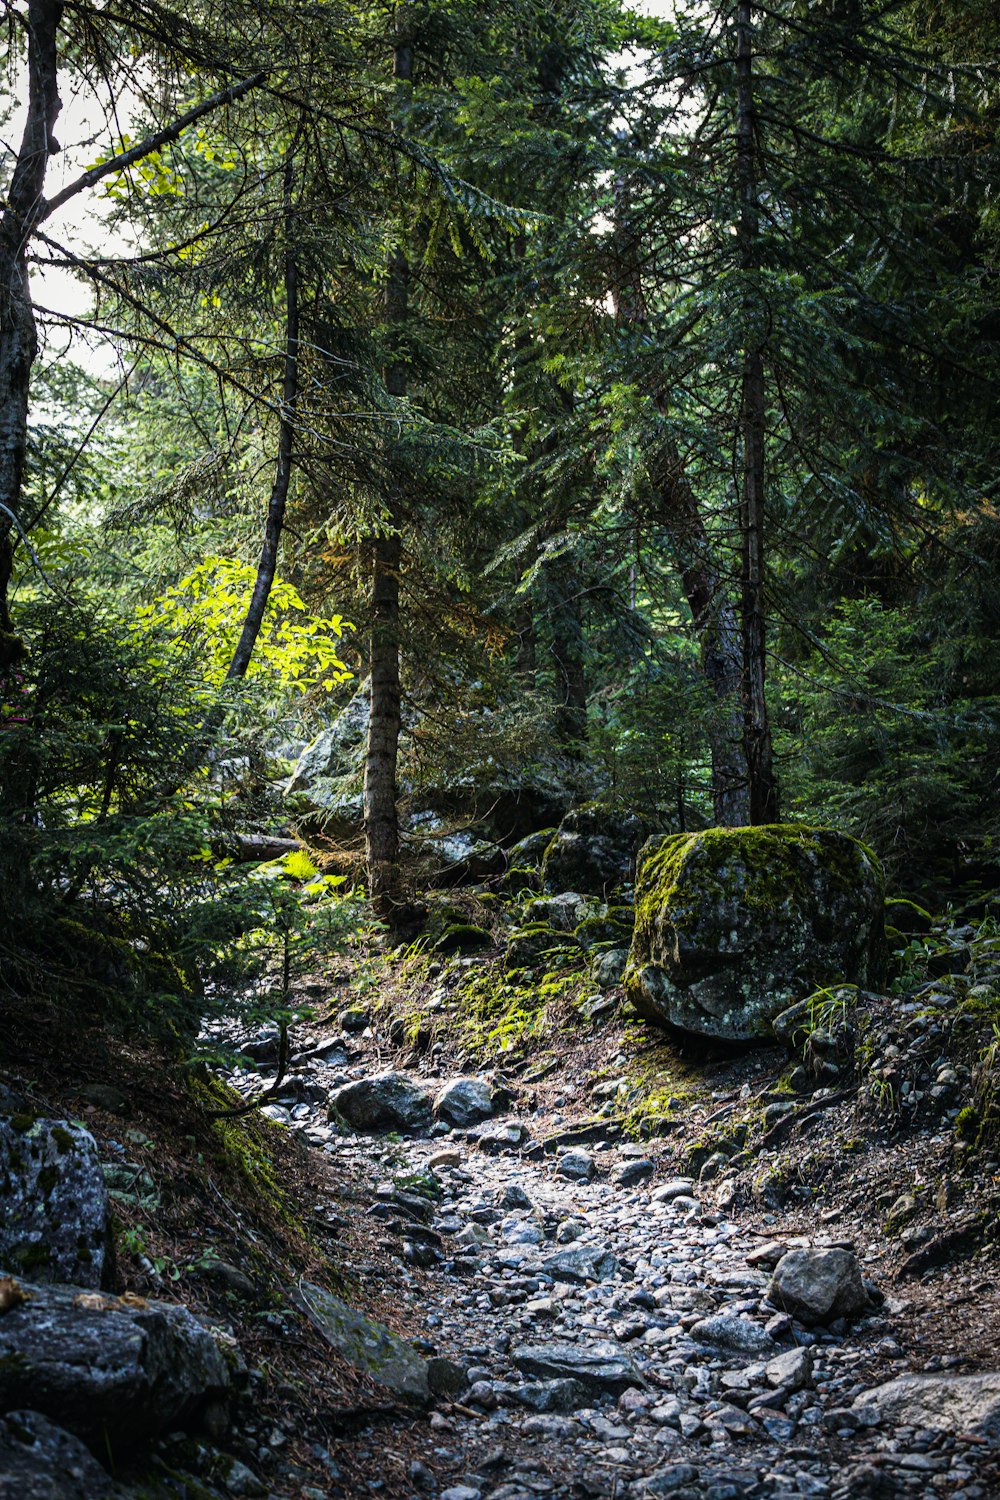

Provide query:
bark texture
left=364, top=15, right=411, bottom=906
left=735, top=0, right=779, bottom=823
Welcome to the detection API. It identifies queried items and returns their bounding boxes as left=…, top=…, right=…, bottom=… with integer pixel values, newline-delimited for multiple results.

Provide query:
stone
left=768, top=1248, right=871, bottom=1326
left=690, top=1316, right=774, bottom=1355
left=765, top=1345, right=814, bottom=1391
left=475, top=1121, right=530, bottom=1154
left=556, top=1149, right=596, bottom=1183
left=497, top=1184, right=534, bottom=1211
left=76, top=1083, right=128, bottom=1114
left=513, top=1342, right=642, bottom=1396
left=294, top=1284, right=429, bottom=1401
left=0, top=1117, right=113, bottom=1289
left=616, top=1157, right=654, bottom=1187
left=624, top=826, right=886, bottom=1042
left=285, top=684, right=370, bottom=798
left=434, top=1078, right=494, bottom=1128
left=541, top=1246, right=618, bottom=1283
left=427, top=1357, right=469, bottom=1398
left=504, top=926, right=580, bottom=972
left=328, top=1073, right=432, bottom=1133
left=592, top=948, right=629, bottom=989
left=541, top=803, right=649, bottom=897
left=507, top=1378, right=588, bottom=1413
left=0, top=1275, right=231, bottom=1447
left=525, top=893, right=590, bottom=931
left=507, top=829, right=558, bottom=868
left=651, top=1178, right=696, bottom=1203
left=851, top=1372, right=1000, bottom=1437
left=0, top=1410, right=115, bottom=1499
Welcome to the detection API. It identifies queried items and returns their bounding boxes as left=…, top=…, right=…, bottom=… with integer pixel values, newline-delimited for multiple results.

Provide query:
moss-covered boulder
left=504, top=924, right=581, bottom=972
left=0, top=1118, right=114, bottom=1288
left=624, top=825, right=886, bottom=1043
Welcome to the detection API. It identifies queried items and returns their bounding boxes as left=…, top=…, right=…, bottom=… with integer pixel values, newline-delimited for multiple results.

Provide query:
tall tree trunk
left=547, top=556, right=587, bottom=750
left=0, top=0, right=62, bottom=667
left=364, top=14, right=411, bottom=907
left=735, top=0, right=779, bottom=823
left=225, top=152, right=299, bottom=681
left=611, top=175, right=749, bottom=825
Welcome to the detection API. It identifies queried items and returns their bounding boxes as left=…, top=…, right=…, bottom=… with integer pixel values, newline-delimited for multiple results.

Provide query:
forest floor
left=6, top=930, right=1000, bottom=1500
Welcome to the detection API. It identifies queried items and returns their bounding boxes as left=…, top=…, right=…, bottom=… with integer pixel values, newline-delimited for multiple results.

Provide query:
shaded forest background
left=1, top=0, right=999, bottom=1040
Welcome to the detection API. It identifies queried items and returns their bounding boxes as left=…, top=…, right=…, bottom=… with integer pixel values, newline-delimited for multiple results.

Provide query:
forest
left=2, top=1, right=1000, bottom=1498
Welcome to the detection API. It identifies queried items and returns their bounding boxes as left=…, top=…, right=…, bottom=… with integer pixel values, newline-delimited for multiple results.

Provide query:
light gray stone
left=852, top=1372, right=1000, bottom=1437
left=541, top=1246, right=618, bottom=1283
left=0, top=1118, right=113, bottom=1289
left=690, top=1316, right=774, bottom=1355
left=556, top=1149, right=596, bottom=1183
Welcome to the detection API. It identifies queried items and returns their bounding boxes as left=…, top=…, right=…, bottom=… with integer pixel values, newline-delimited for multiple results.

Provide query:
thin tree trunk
left=611, top=173, right=749, bottom=825
left=0, top=0, right=62, bottom=666
left=225, top=153, right=299, bottom=681
left=364, top=15, right=411, bottom=907
left=735, top=0, right=779, bottom=824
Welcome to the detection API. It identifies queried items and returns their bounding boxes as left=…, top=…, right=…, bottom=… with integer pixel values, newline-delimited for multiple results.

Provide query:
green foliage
left=137, top=556, right=354, bottom=697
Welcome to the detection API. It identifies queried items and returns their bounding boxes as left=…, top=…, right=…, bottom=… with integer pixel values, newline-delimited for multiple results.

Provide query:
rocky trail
left=217, top=1015, right=1000, bottom=1500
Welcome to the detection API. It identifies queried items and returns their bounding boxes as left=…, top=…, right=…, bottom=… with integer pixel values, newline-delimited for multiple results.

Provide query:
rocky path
left=227, top=1038, right=999, bottom=1500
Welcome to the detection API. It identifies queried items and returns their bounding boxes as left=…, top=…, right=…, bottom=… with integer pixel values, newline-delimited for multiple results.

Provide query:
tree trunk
left=225, top=153, right=299, bottom=681
left=364, top=14, right=411, bottom=907
left=611, top=172, right=749, bottom=825
left=0, top=0, right=62, bottom=666
left=735, top=0, right=779, bottom=823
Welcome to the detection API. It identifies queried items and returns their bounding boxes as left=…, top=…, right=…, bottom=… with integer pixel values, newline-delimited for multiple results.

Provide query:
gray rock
left=556, top=1149, right=596, bottom=1183
left=0, top=1410, right=114, bottom=1499
left=0, top=1275, right=230, bottom=1446
left=768, top=1248, right=871, bottom=1326
left=0, top=1118, right=113, bottom=1289
left=542, top=804, right=649, bottom=897
left=426, top=1356, right=469, bottom=1397
left=285, top=684, right=370, bottom=797
left=616, top=1157, right=654, bottom=1187
left=851, top=1372, right=1000, bottom=1437
left=474, top=1121, right=530, bottom=1154
left=525, top=893, right=589, bottom=931
left=434, top=1078, right=494, bottom=1128
left=513, top=1341, right=642, bottom=1396
left=76, top=1083, right=128, bottom=1115
left=690, top=1316, right=774, bottom=1355
left=541, top=1246, right=618, bottom=1284
left=507, top=829, right=558, bottom=868
left=497, top=1184, right=534, bottom=1212
left=624, top=826, right=886, bottom=1042
left=651, top=1178, right=696, bottom=1203
left=508, top=1378, right=587, bottom=1412
left=329, top=1073, right=432, bottom=1133
left=765, top=1345, right=814, bottom=1391
left=294, top=1283, right=428, bottom=1401
left=592, top=948, right=629, bottom=989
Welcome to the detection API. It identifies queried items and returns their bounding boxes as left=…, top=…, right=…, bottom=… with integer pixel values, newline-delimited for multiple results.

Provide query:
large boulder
left=285, top=682, right=370, bottom=797
left=542, top=803, right=648, bottom=897
left=329, top=1073, right=432, bottom=1133
left=0, top=1275, right=231, bottom=1448
left=0, top=1117, right=113, bottom=1289
left=624, top=825, right=886, bottom=1043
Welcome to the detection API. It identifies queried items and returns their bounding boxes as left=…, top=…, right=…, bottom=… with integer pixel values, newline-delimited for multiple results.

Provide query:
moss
left=188, top=1074, right=303, bottom=1233
left=37, top=1165, right=59, bottom=1195
left=574, top=915, right=632, bottom=949
left=7, top=1114, right=36, bottom=1134
left=956, top=1105, right=980, bottom=1142
left=431, top=923, right=490, bottom=954
left=49, top=1126, right=75, bottom=1153
left=12, top=1242, right=51, bottom=1270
